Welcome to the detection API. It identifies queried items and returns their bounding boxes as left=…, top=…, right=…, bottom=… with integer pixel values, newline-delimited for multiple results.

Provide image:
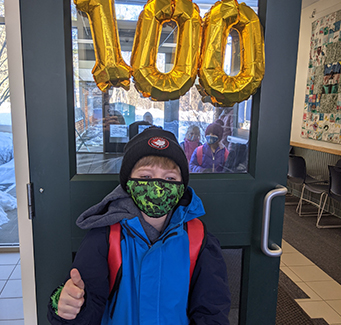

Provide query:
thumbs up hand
left=58, top=268, right=85, bottom=320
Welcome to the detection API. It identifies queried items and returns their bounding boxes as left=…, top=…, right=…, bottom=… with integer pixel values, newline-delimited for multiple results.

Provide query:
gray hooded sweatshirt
left=76, top=185, right=174, bottom=243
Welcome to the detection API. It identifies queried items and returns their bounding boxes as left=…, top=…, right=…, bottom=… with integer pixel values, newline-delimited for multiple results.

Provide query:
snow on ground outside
left=0, top=103, right=16, bottom=226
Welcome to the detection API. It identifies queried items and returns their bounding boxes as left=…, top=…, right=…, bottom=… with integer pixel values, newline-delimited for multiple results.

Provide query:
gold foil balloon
left=130, top=0, right=202, bottom=101
left=74, top=0, right=131, bottom=91
left=199, top=0, right=265, bottom=107
left=74, top=0, right=264, bottom=102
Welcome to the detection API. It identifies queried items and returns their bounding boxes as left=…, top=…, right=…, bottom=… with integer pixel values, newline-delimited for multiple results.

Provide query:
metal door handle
left=261, top=185, right=287, bottom=257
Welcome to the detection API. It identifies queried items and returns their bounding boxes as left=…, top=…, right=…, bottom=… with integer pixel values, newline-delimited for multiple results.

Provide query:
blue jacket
left=189, top=143, right=228, bottom=173
left=47, top=186, right=230, bottom=325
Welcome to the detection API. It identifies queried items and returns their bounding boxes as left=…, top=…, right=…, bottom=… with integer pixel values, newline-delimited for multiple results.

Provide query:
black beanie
left=120, top=126, right=189, bottom=190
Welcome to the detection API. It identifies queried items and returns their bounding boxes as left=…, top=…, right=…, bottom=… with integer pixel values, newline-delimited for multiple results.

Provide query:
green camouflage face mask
left=126, top=179, right=185, bottom=218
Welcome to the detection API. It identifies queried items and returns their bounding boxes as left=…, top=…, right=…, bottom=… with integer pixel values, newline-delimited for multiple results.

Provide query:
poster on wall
left=301, top=9, right=341, bottom=144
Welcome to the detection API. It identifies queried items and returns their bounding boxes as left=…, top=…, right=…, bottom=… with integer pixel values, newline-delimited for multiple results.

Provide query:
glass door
left=18, top=0, right=302, bottom=323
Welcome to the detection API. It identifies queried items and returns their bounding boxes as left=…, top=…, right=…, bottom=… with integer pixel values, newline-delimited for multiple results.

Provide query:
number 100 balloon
left=74, top=0, right=265, bottom=107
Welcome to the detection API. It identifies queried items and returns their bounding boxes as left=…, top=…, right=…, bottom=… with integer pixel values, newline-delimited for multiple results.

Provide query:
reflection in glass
left=0, top=0, right=3, bottom=18
left=158, top=21, right=177, bottom=73
left=72, top=2, right=252, bottom=175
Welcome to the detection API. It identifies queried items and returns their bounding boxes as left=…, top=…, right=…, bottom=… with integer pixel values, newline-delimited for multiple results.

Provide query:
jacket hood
left=171, top=187, right=205, bottom=225
left=76, top=185, right=141, bottom=230
left=76, top=185, right=205, bottom=230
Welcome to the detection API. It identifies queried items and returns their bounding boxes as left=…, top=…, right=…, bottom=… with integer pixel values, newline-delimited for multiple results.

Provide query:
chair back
left=287, top=155, right=307, bottom=184
left=328, top=165, right=341, bottom=201
left=335, top=159, right=341, bottom=167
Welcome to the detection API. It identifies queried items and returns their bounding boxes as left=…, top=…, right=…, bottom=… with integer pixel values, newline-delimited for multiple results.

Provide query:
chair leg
left=316, top=193, right=328, bottom=228
left=316, top=196, right=341, bottom=229
left=331, top=198, right=336, bottom=215
left=296, top=184, right=316, bottom=217
left=296, top=184, right=305, bottom=216
left=317, top=192, right=326, bottom=217
left=297, top=184, right=329, bottom=218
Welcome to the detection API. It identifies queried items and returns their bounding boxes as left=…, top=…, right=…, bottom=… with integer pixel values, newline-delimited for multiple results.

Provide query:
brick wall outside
left=75, top=119, right=84, bottom=135
left=75, top=115, right=95, bottom=135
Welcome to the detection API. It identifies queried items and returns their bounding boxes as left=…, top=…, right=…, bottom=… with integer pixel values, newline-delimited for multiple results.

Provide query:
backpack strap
left=197, top=145, right=203, bottom=166
left=108, top=223, right=122, bottom=294
left=224, top=148, right=229, bottom=163
left=186, top=218, right=206, bottom=280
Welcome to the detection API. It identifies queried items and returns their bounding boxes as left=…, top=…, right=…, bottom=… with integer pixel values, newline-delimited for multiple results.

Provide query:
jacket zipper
left=212, top=153, right=215, bottom=172
left=122, top=222, right=152, bottom=248
left=162, top=232, right=178, bottom=243
left=212, top=146, right=225, bottom=172
left=159, top=224, right=181, bottom=242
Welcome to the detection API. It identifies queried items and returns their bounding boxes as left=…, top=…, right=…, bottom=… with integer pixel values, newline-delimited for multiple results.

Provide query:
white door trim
left=5, top=0, right=37, bottom=323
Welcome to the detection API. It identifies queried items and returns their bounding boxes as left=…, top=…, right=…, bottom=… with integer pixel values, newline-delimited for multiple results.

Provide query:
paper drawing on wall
left=301, top=10, right=341, bottom=144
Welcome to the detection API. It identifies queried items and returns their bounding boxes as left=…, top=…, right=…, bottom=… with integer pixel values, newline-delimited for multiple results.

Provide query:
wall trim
left=291, top=141, right=341, bottom=155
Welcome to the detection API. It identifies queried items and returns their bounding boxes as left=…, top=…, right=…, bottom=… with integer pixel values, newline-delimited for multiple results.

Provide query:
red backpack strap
left=108, top=223, right=122, bottom=293
left=109, top=220, right=205, bottom=291
left=224, top=148, right=229, bottom=162
left=187, top=218, right=206, bottom=280
left=196, top=145, right=203, bottom=166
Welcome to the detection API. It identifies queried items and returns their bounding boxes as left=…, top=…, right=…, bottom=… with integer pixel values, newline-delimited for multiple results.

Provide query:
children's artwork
left=301, top=10, right=341, bottom=144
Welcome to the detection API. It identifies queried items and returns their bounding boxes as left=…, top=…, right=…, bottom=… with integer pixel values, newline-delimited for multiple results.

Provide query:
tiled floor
left=281, top=240, right=341, bottom=324
left=1, top=243, right=341, bottom=324
left=0, top=252, right=24, bottom=324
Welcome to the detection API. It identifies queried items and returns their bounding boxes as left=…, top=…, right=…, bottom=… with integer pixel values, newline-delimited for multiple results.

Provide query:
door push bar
left=261, top=185, right=287, bottom=257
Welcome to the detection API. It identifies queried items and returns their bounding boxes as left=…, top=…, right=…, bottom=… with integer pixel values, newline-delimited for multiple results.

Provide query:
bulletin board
left=301, top=9, right=341, bottom=144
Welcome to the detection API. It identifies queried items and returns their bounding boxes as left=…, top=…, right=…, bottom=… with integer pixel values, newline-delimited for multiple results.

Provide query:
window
left=72, top=1, right=256, bottom=174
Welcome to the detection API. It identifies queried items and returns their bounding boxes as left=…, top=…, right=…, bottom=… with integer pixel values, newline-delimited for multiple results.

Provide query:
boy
left=47, top=126, right=230, bottom=324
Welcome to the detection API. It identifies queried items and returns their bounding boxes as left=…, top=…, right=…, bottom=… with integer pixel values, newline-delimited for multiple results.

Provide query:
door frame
left=5, top=0, right=37, bottom=323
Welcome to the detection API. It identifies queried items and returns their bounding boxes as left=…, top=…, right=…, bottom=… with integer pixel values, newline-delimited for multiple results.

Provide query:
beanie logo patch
left=148, top=137, right=169, bottom=150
